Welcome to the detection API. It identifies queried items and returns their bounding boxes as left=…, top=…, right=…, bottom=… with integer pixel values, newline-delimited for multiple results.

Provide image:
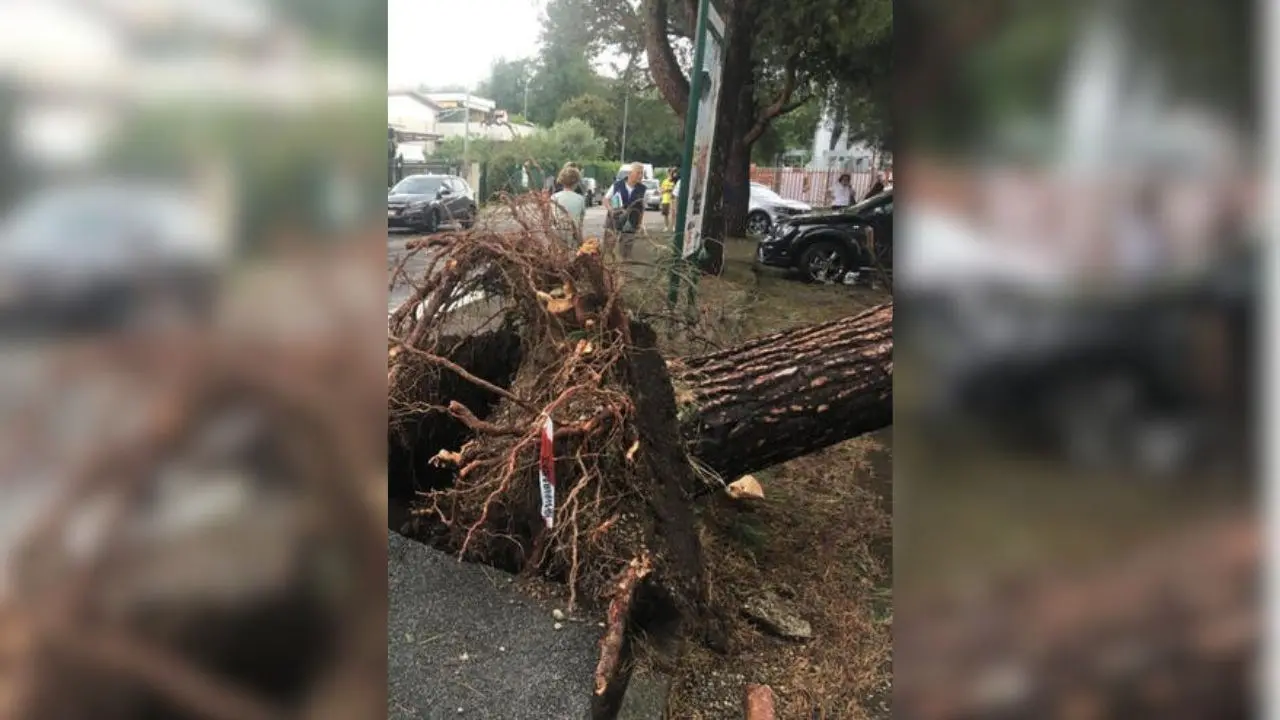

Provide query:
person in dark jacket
left=865, top=171, right=887, bottom=201
left=605, top=162, right=647, bottom=260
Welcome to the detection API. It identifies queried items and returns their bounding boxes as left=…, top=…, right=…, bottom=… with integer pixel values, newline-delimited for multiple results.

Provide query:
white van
left=615, top=163, right=654, bottom=182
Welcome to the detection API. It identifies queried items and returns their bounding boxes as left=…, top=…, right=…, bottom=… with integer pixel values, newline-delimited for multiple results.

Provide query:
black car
left=903, top=241, right=1256, bottom=476
left=756, top=189, right=893, bottom=283
left=388, top=174, right=477, bottom=233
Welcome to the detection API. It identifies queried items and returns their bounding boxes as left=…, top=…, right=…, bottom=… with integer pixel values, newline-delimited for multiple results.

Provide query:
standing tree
left=563, top=0, right=892, bottom=272
left=477, top=58, right=539, bottom=120
left=557, top=94, right=622, bottom=155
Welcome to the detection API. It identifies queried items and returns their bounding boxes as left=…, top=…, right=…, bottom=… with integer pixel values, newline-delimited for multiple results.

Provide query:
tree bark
left=671, top=303, right=893, bottom=480
left=642, top=0, right=690, bottom=120
left=698, top=0, right=758, bottom=273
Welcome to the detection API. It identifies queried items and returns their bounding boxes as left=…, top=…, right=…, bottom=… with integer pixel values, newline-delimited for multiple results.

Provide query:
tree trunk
left=697, top=0, right=758, bottom=274
left=643, top=0, right=690, bottom=120
left=671, top=303, right=893, bottom=480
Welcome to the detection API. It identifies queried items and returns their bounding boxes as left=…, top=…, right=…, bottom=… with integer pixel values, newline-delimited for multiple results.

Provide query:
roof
left=424, top=92, right=496, bottom=112
left=387, top=88, right=442, bottom=110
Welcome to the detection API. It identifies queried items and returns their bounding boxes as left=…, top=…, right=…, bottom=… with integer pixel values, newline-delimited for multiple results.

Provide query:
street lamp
left=523, top=71, right=531, bottom=119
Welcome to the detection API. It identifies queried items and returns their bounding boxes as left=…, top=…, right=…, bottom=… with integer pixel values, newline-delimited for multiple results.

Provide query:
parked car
left=388, top=174, right=477, bottom=233
left=0, top=182, right=225, bottom=333
left=747, top=182, right=813, bottom=235
left=643, top=179, right=661, bottom=210
left=901, top=241, right=1255, bottom=475
left=756, top=188, right=892, bottom=283
left=582, top=177, right=599, bottom=206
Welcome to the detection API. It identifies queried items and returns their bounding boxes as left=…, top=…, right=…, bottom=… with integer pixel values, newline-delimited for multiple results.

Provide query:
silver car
left=643, top=179, right=661, bottom=210
left=747, top=182, right=812, bottom=235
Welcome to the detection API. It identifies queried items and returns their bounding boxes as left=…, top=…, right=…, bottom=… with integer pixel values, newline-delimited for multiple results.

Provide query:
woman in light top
left=550, top=165, right=586, bottom=249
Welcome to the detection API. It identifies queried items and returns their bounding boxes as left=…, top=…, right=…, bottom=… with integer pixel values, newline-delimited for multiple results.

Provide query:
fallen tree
left=386, top=196, right=892, bottom=715
left=671, top=305, right=892, bottom=481
left=388, top=306, right=893, bottom=496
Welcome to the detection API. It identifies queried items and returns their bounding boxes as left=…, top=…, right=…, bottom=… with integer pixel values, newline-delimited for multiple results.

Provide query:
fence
left=749, top=167, right=887, bottom=207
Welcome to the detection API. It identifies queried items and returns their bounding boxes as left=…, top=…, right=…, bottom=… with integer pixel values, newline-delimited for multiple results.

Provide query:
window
left=391, top=176, right=444, bottom=195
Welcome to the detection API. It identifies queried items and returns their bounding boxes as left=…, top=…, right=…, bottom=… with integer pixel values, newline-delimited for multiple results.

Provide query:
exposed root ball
left=387, top=194, right=708, bottom=632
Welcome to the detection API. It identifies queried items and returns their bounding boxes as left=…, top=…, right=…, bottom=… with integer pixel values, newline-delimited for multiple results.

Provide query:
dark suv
left=757, top=189, right=893, bottom=283
left=388, top=174, right=477, bottom=233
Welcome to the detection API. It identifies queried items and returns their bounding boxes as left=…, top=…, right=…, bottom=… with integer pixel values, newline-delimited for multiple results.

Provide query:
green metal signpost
left=668, top=0, right=723, bottom=308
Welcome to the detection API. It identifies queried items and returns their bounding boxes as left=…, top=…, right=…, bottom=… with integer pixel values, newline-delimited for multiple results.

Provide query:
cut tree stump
left=671, top=303, right=893, bottom=480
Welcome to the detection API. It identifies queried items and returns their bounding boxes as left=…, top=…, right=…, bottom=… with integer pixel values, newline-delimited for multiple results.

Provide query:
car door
left=860, top=194, right=894, bottom=267
left=454, top=178, right=475, bottom=218
left=439, top=178, right=463, bottom=221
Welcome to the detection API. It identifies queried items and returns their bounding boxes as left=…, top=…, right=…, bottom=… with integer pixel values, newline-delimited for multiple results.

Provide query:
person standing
left=660, top=168, right=678, bottom=232
left=553, top=162, right=584, bottom=194
left=606, top=162, right=647, bottom=260
left=830, top=173, right=854, bottom=209
left=865, top=171, right=887, bottom=201
left=550, top=165, right=586, bottom=249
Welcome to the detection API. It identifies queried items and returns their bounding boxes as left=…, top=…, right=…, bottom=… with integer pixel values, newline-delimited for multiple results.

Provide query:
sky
left=388, top=0, right=546, bottom=90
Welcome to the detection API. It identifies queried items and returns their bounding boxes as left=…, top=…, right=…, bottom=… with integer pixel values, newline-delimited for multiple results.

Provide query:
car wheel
left=747, top=211, right=772, bottom=236
left=460, top=205, right=477, bottom=229
left=799, top=241, right=852, bottom=284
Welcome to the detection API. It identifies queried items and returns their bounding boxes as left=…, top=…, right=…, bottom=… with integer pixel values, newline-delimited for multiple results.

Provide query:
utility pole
left=619, top=89, right=630, bottom=162
left=523, top=71, right=530, bottom=119
left=463, top=90, right=471, bottom=171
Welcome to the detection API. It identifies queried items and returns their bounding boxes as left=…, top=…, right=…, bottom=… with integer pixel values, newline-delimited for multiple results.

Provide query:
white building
left=425, top=92, right=538, bottom=143
left=807, top=109, right=884, bottom=172
left=387, top=88, right=443, bottom=159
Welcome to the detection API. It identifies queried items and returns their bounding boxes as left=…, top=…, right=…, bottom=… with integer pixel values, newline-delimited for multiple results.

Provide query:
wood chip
left=745, top=684, right=776, bottom=720
left=726, top=475, right=764, bottom=500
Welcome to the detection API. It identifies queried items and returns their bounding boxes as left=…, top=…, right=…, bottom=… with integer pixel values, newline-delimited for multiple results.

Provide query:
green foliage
left=619, top=92, right=684, bottom=166
left=557, top=94, right=621, bottom=153
left=524, top=0, right=611, bottom=126
left=752, top=97, right=821, bottom=163
left=434, top=119, right=608, bottom=178
left=476, top=58, right=536, bottom=118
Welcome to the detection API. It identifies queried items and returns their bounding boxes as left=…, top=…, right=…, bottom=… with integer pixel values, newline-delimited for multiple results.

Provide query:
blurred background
left=894, top=0, right=1258, bottom=717
left=0, top=1, right=387, bottom=718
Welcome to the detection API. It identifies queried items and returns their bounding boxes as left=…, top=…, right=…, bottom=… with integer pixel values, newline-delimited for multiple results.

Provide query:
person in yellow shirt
left=659, top=168, right=679, bottom=232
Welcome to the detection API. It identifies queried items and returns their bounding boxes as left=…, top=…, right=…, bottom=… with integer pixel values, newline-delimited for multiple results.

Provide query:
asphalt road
left=387, top=205, right=671, bottom=315
left=388, top=532, right=600, bottom=720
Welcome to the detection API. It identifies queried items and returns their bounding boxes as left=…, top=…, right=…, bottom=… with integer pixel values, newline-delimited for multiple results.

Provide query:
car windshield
left=643, top=180, right=658, bottom=190
left=391, top=176, right=443, bottom=195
